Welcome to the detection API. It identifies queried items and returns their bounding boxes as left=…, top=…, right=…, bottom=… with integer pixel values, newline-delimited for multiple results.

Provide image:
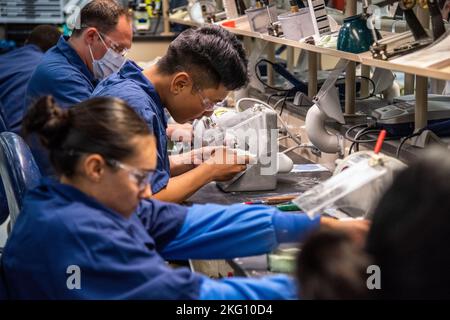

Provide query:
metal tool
left=370, top=0, right=446, bottom=60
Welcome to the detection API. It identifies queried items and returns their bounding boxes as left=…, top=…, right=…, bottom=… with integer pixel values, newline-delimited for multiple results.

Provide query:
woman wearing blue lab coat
left=0, top=96, right=368, bottom=299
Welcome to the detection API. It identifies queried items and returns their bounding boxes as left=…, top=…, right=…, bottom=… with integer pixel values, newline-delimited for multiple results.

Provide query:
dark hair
left=297, top=228, right=371, bottom=300
left=22, top=96, right=151, bottom=177
left=157, top=25, right=249, bottom=91
left=27, top=25, right=61, bottom=52
left=71, top=0, right=130, bottom=37
left=366, top=147, right=450, bottom=299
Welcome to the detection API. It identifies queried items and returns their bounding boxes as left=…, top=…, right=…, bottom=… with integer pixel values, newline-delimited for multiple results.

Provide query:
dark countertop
left=185, top=151, right=332, bottom=277
left=186, top=169, right=331, bottom=206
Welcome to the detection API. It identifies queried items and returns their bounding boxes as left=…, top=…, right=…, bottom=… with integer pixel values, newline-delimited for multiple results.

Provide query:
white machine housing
left=193, top=106, right=279, bottom=192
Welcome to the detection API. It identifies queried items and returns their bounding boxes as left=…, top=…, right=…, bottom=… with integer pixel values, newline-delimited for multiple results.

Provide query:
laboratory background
left=0, top=0, right=450, bottom=300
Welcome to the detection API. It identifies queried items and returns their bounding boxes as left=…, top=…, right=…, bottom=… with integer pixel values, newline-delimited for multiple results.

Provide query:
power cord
left=255, top=59, right=292, bottom=92
left=335, top=75, right=377, bottom=101
left=282, top=144, right=318, bottom=154
left=345, top=120, right=396, bottom=154
left=344, top=123, right=372, bottom=143
left=355, top=75, right=376, bottom=100
left=348, top=125, right=371, bottom=153
left=396, top=130, right=424, bottom=159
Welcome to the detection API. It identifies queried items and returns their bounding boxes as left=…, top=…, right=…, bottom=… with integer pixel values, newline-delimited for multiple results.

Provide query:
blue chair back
left=0, top=184, right=8, bottom=225
left=0, top=132, right=41, bottom=227
left=0, top=103, right=10, bottom=223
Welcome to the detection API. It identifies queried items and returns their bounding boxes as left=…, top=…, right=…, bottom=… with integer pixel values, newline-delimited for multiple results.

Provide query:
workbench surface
left=185, top=152, right=332, bottom=277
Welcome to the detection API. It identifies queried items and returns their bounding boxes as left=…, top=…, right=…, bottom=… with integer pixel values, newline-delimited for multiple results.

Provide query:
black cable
left=355, top=75, right=376, bottom=100
left=345, top=121, right=395, bottom=146
left=335, top=75, right=377, bottom=101
left=345, top=130, right=382, bottom=143
left=255, top=59, right=292, bottom=92
left=355, top=127, right=379, bottom=152
left=350, top=127, right=369, bottom=152
left=348, top=130, right=396, bottom=155
left=279, top=91, right=289, bottom=116
left=349, top=126, right=370, bottom=154
left=344, top=123, right=370, bottom=143
left=396, top=130, right=424, bottom=159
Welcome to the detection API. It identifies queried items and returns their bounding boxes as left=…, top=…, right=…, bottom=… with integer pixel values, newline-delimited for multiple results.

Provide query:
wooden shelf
left=169, top=14, right=450, bottom=134
left=169, top=17, right=450, bottom=81
left=168, top=17, right=203, bottom=28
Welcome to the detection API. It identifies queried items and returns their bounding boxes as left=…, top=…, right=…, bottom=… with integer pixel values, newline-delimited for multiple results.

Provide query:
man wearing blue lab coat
left=0, top=25, right=60, bottom=133
left=92, top=25, right=250, bottom=203
left=25, top=0, right=133, bottom=175
left=25, top=0, right=132, bottom=109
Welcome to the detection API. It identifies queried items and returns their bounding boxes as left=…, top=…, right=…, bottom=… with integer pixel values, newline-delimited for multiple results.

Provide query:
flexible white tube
left=305, top=104, right=341, bottom=154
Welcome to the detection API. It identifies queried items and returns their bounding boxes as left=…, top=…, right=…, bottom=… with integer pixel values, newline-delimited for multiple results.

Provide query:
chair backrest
left=0, top=132, right=41, bottom=227
left=0, top=102, right=8, bottom=133
left=0, top=183, right=8, bottom=226
left=0, top=104, right=10, bottom=225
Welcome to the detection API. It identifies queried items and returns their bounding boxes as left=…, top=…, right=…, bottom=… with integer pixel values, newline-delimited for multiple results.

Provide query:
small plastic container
left=278, top=8, right=314, bottom=41
left=293, top=154, right=389, bottom=219
left=245, top=5, right=278, bottom=33
left=267, top=247, right=300, bottom=273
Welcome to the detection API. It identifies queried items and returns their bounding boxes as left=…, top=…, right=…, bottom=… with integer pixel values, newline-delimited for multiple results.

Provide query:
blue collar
left=56, top=36, right=96, bottom=85
left=39, top=177, right=152, bottom=244
left=119, top=61, right=167, bottom=128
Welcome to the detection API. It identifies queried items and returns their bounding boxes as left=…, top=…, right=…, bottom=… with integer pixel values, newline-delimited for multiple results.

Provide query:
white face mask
left=89, top=32, right=126, bottom=80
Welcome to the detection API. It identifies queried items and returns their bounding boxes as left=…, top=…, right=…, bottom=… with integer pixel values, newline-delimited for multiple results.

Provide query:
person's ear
left=170, top=72, right=191, bottom=95
left=82, top=154, right=106, bottom=183
left=83, top=27, right=99, bottom=46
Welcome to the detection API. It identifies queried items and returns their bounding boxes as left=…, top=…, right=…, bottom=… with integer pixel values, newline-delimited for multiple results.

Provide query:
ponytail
left=22, top=95, right=151, bottom=177
left=22, top=96, right=71, bottom=150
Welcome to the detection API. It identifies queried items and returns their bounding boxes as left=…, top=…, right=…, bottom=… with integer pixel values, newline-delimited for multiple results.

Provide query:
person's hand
left=201, top=147, right=249, bottom=181
left=321, top=217, right=370, bottom=247
left=190, top=146, right=222, bottom=165
left=167, top=123, right=193, bottom=142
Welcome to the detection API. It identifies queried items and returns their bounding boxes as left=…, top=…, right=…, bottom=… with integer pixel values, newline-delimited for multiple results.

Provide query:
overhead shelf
left=169, top=17, right=450, bottom=81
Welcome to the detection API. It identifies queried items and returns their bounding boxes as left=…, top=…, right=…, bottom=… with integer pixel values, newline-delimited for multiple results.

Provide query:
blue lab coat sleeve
left=136, top=199, right=188, bottom=251
left=161, top=203, right=321, bottom=260
left=199, top=274, right=298, bottom=300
